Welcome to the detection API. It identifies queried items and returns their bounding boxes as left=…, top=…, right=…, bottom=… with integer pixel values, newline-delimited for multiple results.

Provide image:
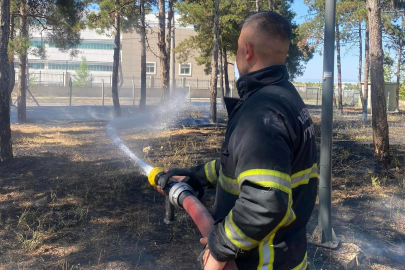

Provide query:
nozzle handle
left=164, top=193, right=175, bottom=224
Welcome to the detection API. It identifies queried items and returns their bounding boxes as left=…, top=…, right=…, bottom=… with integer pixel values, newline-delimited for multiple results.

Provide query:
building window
left=179, top=63, right=192, bottom=76
left=146, top=62, right=156, bottom=74
left=29, top=63, right=45, bottom=69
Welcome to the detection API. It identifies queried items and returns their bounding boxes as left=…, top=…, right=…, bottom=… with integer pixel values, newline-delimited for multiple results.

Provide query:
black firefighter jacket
left=190, top=65, right=318, bottom=270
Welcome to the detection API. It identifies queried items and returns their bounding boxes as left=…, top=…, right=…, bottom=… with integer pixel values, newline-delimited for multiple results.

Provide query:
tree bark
left=0, top=0, right=13, bottom=160
left=336, top=21, right=343, bottom=114
left=358, top=21, right=363, bottom=102
left=256, top=0, right=261, bottom=12
left=17, top=1, right=27, bottom=122
left=8, top=12, right=15, bottom=106
left=223, top=47, right=231, bottom=97
left=166, top=0, right=174, bottom=99
left=395, top=14, right=403, bottom=112
left=268, top=0, right=273, bottom=11
left=210, top=0, right=220, bottom=123
left=140, top=0, right=146, bottom=110
left=112, top=0, right=122, bottom=117
left=219, top=40, right=225, bottom=107
left=368, top=0, right=390, bottom=163
left=158, top=0, right=169, bottom=101
left=363, top=20, right=370, bottom=121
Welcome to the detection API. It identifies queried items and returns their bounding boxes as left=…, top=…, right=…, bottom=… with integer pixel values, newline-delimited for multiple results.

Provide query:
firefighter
left=166, top=11, right=317, bottom=270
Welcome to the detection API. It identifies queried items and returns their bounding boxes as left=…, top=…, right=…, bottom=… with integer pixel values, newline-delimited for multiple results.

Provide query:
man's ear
left=245, top=42, right=254, bottom=61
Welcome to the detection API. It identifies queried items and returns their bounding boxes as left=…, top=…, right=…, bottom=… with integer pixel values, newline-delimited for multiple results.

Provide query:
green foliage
left=344, top=83, right=359, bottom=91
left=175, top=0, right=313, bottom=80
left=87, top=0, right=152, bottom=35
left=383, top=51, right=395, bottom=83
left=73, top=57, right=92, bottom=87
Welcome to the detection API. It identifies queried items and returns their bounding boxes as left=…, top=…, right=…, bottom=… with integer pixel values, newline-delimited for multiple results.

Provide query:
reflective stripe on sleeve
left=291, top=253, right=308, bottom=270
left=218, top=170, right=240, bottom=195
left=224, top=211, right=260, bottom=250
left=204, top=160, right=218, bottom=185
left=237, top=169, right=292, bottom=194
left=291, top=163, right=318, bottom=188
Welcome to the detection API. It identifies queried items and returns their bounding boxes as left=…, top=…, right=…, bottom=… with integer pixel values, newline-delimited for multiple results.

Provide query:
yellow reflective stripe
left=257, top=193, right=295, bottom=270
left=291, top=163, right=318, bottom=188
left=237, top=169, right=292, bottom=194
left=204, top=160, right=218, bottom=185
left=291, top=253, right=308, bottom=270
left=211, top=160, right=217, bottom=181
left=224, top=211, right=260, bottom=251
left=218, top=172, right=240, bottom=195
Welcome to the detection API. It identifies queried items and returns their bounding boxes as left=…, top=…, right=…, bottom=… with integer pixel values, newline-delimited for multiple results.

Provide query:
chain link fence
left=13, top=72, right=361, bottom=106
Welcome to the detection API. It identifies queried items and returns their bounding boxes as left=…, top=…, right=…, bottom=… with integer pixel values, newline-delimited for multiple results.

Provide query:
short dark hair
left=243, top=11, right=292, bottom=43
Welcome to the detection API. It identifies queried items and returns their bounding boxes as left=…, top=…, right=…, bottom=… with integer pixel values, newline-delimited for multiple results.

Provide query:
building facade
left=121, top=14, right=235, bottom=90
left=18, top=14, right=235, bottom=91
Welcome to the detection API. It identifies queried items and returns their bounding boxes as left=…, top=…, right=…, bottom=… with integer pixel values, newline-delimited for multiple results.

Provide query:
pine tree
left=368, top=0, right=390, bottom=164
left=73, top=56, right=92, bottom=87
left=0, top=0, right=13, bottom=161
left=14, top=0, right=85, bottom=122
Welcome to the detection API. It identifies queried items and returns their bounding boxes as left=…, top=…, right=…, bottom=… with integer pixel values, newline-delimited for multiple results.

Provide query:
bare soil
left=0, top=105, right=404, bottom=270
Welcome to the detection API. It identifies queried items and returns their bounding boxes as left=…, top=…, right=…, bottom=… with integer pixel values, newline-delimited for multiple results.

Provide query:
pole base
left=309, top=225, right=339, bottom=249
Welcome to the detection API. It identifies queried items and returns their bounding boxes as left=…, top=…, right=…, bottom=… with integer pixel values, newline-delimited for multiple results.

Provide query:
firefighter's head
left=236, top=11, right=292, bottom=76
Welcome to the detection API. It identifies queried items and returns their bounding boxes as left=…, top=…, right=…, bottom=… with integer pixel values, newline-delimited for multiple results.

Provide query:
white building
left=16, top=27, right=115, bottom=86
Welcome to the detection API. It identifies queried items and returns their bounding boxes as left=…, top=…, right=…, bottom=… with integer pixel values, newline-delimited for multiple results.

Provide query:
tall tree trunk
left=368, top=0, right=390, bottom=163
left=210, top=0, right=220, bottom=123
left=363, top=20, right=370, bottom=121
left=112, top=0, right=122, bottom=117
left=358, top=21, right=363, bottom=102
left=336, top=21, right=343, bottom=114
left=223, top=47, right=231, bottom=97
left=395, top=15, right=403, bottom=112
left=140, top=0, right=146, bottom=110
left=268, top=0, right=273, bottom=11
left=17, top=1, right=27, bottom=122
left=166, top=0, right=173, bottom=99
left=170, top=15, right=176, bottom=94
left=256, top=0, right=261, bottom=12
left=8, top=12, right=15, bottom=106
left=158, top=0, right=169, bottom=101
left=219, top=40, right=225, bottom=107
left=0, top=0, right=13, bottom=160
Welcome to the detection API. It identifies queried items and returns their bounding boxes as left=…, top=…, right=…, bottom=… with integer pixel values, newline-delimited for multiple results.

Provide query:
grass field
left=0, top=104, right=404, bottom=269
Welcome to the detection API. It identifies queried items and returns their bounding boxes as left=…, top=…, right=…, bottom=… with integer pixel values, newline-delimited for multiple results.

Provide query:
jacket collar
left=236, top=65, right=289, bottom=99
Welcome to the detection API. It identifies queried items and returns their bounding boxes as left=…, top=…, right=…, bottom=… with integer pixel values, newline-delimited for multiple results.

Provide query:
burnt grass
left=0, top=105, right=404, bottom=270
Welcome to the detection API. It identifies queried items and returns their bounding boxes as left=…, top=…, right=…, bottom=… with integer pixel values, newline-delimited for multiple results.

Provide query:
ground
left=0, top=102, right=404, bottom=270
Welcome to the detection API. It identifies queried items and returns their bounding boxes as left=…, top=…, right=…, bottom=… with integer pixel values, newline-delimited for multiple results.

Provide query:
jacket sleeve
left=189, top=159, right=220, bottom=188
left=208, top=107, right=296, bottom=262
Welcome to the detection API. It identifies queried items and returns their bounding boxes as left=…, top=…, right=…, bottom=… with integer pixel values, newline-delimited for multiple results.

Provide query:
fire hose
left=148, top=167, right=238, bottom=270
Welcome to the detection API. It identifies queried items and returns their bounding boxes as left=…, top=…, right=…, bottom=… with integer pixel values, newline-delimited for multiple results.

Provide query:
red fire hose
left=183, top=196, right=239, bottom=270
left=148, top=168, right=238, bottom=270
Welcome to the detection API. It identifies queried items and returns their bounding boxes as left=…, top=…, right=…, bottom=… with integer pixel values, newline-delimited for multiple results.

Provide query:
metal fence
left=294, top=85, right=360, bottom=106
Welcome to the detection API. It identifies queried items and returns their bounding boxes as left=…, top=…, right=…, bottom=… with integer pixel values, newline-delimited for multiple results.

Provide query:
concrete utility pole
left=312, top=0, right=339, bottom=249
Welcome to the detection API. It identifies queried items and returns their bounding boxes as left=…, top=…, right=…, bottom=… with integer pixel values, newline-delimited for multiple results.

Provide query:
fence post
left=317, top=88, right=319, bottom=106
left=197, top=78, right=199, bottom=89
left=69, top=77, right=72, bottom=106
left=90, top=73, right=93, bottom=87
left=110, top=74, right=112, bottom=87
left=102, top=79, right=105, bottom=106
left=132, top=77, right=135, bottom=106
left=39, top=71, right=41, bottom=86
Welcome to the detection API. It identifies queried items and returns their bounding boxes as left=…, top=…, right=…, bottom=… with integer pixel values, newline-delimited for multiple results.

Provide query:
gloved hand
left=164, top=168, right=204, bottom=200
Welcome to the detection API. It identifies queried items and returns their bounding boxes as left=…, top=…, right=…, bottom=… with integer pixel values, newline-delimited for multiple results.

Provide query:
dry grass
left=0, top=106, right=404, bottom=269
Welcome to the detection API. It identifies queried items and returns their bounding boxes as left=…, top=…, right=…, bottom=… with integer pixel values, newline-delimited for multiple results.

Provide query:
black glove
left=165, top=168, right=204, bottom=200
